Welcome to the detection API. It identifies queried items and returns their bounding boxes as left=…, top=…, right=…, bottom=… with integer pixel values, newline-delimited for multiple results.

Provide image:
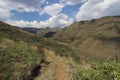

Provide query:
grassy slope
left=0, top=21, right=45, bottom=80
left=0, top=21, right=79, bottom=80
left=0, top=43, right=44, bottom=80
left=0, top=21, right=43, bottom=43
left=53, top=16, right=120, bottom=59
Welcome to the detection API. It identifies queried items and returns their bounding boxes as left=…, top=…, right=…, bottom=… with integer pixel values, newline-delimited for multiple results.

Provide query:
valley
left=0, top=16, right=120, bottom=80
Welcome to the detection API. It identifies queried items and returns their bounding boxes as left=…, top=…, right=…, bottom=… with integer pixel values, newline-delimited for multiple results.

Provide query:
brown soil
left=55, top=59, right=68, bottom=80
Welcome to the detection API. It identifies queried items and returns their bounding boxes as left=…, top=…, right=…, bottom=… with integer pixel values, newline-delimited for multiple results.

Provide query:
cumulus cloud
left=0, top=0, right=45, bottom=20
left=39, top=13, right=73, bottom=28
left=60, top=0, right=86, bottom=5
left=75, top=0, right=120, bottom=21
left=40, top=3, right=64, bottom=16
left=6, top=20, right=39, bottom=28
left=6, top=13, right=73, bottom=28
left=0, top=0, right=73, bottom=28
left=1, top=0, right=119, bottom=28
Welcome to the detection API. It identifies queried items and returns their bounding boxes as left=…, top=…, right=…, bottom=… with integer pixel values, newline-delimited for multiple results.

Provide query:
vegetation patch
left=72, top=60, right=120, bottom=80
left=0, top=44, right=44, bottom=80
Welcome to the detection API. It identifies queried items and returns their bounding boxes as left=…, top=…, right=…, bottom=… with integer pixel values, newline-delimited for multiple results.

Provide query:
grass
left=53, top=16, right=120, bottom=59
left=0, top=17, right=120, bottom=80
left=0, top=44, right=44, bottom=80
left=0, top=21, right=44, bottom=44
left=71, top=59, right=120, bottom=80
left=39, top=40, right=80, bottom=62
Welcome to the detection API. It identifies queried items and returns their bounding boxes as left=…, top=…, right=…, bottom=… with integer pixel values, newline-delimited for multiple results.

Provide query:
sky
left=0, top=0, right=120, bottom=28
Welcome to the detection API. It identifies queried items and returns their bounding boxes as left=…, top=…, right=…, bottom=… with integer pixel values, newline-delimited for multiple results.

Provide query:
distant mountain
left=22, top=27, right=40, bottom=34
left=53, top=16, right=120, bottom=59
left=22, top=27, right=61, bottom=38
left=37, top=27, right=62, bottom=38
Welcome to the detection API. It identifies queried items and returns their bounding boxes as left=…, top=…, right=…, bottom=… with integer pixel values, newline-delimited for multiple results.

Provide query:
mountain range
left=22, top=27, right=61, bottom=38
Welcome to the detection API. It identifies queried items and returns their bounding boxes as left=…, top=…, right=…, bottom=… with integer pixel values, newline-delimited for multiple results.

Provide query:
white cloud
left=60, top=0, right=86, bottom=5
left=75, top=0, right=120, bottom=21
left=40, top=3, right=64, bottom=16
left=0, top=0, right=45, bottom=20
left=7, top=0, right=45, bottom=12
left=1, top=0, right=73, bottom=28
left=39, top=13, right=73, bottom=28
left=6, top=20, right=39, bottom=28
left=1, top=0, right=119, bottom=28
left=6, top=13, right=73, bottom=28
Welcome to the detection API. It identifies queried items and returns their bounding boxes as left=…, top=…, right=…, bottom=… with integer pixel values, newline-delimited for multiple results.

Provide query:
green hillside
left=0, top=21, right=43, bottom=43
left=53, top=16, right=120, bottom=59
left=0, top=21, right=45, bottom=80
left=0, top=21, right=77, bottom=80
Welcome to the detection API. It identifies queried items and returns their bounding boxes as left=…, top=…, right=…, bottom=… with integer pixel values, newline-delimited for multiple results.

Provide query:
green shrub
left=72, top=60, right=120, bottom=80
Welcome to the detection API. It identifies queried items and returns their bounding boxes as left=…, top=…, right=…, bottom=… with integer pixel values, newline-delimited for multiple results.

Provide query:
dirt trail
left=55, top=56, right=68, bottom=80
left=34, top=49, right=71, bottom=80
left=46, top=50, right=69, bottom=80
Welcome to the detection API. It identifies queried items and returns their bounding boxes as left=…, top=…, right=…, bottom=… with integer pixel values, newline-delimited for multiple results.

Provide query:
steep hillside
left=0, top=21, right=43, bottom=43
left=0, top=21, right=45, bottom=80
left=53, top=16, right=120, bottom=59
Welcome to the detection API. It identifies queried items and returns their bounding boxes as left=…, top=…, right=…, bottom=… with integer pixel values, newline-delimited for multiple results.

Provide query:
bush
left=72, top=60, right=120, bottom=80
